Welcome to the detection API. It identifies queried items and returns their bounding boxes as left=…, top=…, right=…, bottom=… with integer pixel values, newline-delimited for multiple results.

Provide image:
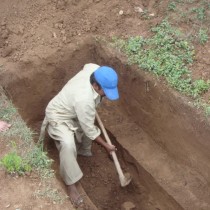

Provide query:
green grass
left=191, top=7, right=206, bottom=21
left=165, top=0, right=210, bottom=45
left=0, top=141, right=32, bottom=175
left=0, top=87, right=53, bottom=177
left=168, top=1, right=177, bottom=11
left=34, top=185, right=68, bottom=204
left=198, top=28, right=209, bottom=44
left=113, top=20, right=210, bottom=99
left=26, top=145, right=54, bottom=179
left=0, top=151, right=32, bottom=175
left=0, top=86, right=65, bottom=202
left=193, top=98, right=210, bottom=117
left=0, top=87, right=59, bottom=186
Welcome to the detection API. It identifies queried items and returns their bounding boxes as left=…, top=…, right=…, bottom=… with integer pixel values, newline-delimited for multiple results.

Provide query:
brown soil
left=1, top=0, right=210, bottom=210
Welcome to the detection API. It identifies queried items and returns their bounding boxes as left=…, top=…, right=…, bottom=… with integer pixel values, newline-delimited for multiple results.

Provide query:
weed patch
left=0, top=87, right=52, bottom=174
left=192, top=7, right=206, bottom=21
left=0, top=86, right=64, bottom=202
left=0, top=151, right=31, bottom=175
left=168, top=1, right=177, bottom=11
left=165, top=0, right=210, bottom=45
left=26, top=145, right=54, bottom=179
left=112, top=20, right=210, bottom=98
left=198, top=28, right=209, bottom=44
left=34, top=184, right=68, bottom=204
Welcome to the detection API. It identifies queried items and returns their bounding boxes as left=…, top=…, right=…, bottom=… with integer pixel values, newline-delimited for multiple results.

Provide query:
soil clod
left=121, top=201, right=136, bottom=210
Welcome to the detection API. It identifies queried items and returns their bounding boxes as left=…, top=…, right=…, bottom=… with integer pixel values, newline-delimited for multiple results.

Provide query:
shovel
left=96, top=111, right=132, bottom=187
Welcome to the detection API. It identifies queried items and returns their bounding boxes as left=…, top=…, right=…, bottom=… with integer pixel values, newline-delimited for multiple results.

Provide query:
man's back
left=45, top=63, right=100, bottom=121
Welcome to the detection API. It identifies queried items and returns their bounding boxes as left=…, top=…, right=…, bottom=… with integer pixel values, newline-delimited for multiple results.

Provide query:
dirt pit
left=2, top=37, right=210, bottom=210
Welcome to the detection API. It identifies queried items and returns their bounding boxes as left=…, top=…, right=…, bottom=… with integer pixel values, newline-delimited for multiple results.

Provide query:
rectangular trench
left=1, top=37, right=210, bottom=210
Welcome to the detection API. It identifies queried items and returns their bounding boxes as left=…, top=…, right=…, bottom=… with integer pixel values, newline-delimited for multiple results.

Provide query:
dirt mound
left=0, top=0, right=167, bottom=61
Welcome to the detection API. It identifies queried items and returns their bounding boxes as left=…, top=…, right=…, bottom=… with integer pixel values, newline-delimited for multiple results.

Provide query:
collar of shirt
left=91, top=84, right=102, bottom=106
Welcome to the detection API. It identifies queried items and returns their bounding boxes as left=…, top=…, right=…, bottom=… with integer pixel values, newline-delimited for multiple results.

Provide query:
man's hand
left=104, top=143, right=117, bottom=154
left=95, top=135, right=117, bottom=154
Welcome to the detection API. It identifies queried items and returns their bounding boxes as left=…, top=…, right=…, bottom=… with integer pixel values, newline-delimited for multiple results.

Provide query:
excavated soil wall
left=1, top=37, right=210, bottom=209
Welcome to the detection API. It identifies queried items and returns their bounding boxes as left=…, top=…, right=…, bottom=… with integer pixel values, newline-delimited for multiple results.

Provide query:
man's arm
left=94, top=135, right=116, bottom=153
left=74, top=97, right=116, bottom=153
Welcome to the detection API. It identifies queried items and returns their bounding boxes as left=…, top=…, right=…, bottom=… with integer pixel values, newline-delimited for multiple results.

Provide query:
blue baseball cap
left=94, top=66, right=119, bottom=100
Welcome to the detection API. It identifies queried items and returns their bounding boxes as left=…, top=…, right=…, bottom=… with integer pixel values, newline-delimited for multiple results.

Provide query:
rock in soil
left=121, top=201, right=136, bottom=210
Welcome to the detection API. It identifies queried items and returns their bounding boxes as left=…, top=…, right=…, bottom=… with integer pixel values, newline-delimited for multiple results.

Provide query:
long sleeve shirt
left=45, top=63, right=101, bottom=140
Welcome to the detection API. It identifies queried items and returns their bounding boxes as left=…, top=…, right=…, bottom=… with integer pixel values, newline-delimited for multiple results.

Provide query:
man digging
left=40, top=63, right=119, bottom=208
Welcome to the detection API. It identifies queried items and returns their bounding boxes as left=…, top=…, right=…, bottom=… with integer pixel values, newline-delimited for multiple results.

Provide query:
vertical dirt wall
left=2, top=37, right=210, bottom=181
left=94, top=42, right=210, bottom=182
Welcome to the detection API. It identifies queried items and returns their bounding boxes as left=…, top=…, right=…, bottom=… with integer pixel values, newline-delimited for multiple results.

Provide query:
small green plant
left=192, top=7, right=206, bottom=21
left=0, top=101, right=16, bottom=121
left=168, top=1, right=177, bottom=11
left=27, top=145, right=53, bottom=170
left=0, top=141, right=32, bottom=175
left=198, top=28, right=209, bottom=44
left=191, top=79, right=210, bottom=98
left=0, top=152, right=31, bottom=175
left=193, top=99, right=210, bottom=117
left=204, top=105, right=210, bottom=116
left=187, top=0, right=195, bottom=3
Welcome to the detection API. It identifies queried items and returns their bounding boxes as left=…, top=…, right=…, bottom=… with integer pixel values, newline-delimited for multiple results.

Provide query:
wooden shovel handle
left=96, top=111, right=125, bottom=179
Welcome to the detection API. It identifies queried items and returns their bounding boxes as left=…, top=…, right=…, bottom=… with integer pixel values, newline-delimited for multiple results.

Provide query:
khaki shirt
left=45, top=63, right=101, bottom=140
